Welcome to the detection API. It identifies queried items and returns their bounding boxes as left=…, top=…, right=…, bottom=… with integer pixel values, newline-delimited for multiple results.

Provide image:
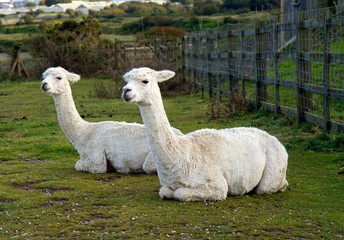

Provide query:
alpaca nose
left=123, top=87, right=131, bottom=93
left=41, top=82, right=48, bottom=90
left=122, top=87, right=132, bottom=101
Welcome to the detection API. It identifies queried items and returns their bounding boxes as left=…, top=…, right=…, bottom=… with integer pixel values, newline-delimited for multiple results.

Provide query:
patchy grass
left=0, top=78, right=343, bottom=239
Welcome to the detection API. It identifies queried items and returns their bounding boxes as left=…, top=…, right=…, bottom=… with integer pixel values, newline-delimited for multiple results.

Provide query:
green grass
left=0, top=78, right=343, bottom=239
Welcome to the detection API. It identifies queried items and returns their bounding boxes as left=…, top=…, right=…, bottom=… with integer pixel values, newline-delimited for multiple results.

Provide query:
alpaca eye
left=56, top=77, right=62, bottom=80
left=142, top=80, right=149, bottom=84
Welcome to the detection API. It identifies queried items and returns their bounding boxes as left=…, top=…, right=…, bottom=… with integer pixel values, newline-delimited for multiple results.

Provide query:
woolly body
left=122, top=67, right=288, bottom=201
left=41, top=67, right=157, bottom=174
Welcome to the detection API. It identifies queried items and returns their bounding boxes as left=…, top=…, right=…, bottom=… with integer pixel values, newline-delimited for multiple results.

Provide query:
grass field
left=0, top=77, right=343, bottom=239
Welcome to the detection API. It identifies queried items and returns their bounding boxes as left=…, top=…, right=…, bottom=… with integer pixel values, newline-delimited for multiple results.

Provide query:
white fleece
left=122, top=67, right=288, bottom=201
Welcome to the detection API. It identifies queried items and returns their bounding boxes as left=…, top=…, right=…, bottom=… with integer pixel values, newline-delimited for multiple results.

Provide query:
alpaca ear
left=156, top=70, right=175, bottom=83
left=67, top=72, right=80, bottom=83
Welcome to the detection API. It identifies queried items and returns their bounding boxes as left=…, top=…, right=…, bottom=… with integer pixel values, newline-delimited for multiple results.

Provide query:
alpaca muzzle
left=122, top=88, right=134, bottom=102
left=41, top=82, right=49, bottom=91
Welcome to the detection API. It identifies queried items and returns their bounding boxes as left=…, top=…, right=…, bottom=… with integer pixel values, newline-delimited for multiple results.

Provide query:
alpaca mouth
left=41, top=84, right=49, bottom=91
left=123, top=93, right=135, bottom=102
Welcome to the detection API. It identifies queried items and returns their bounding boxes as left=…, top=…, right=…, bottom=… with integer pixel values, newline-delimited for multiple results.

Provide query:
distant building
left=0, top=0, right=168, bottom=15
left=0, top=0, right=13, bottom=9
left=40, top=4, right=63, bottom=12
left=13, top=0, right=27, bottom=8
left=54, top=1, right=112, bottom=14
left=75, top=3, right=88, bottom=14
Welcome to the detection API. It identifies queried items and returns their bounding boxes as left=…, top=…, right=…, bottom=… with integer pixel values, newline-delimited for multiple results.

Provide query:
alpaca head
left=41, top=67, right=80, bottom=95
left=122, top=67, right=175, bottom=105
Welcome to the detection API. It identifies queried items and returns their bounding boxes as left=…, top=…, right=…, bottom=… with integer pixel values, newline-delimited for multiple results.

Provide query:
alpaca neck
left=52, top=87, right=87, bottom=146
left=139, top=91, right=179, bottom=164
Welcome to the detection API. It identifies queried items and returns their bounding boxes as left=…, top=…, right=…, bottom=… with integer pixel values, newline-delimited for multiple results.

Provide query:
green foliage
left=120, top=16, right=173, bottom=34
left=45, top=0, right=71, bottom=7
left=223, top=0, right=250, bottom=10
left=222, top=0, right=279, bottom=11
left=118, top=1, right=167, bottom=16
left=0, top=24, right=38, bottom=34
left=0, top=79, right=343, bottom=239
left=288, top=132, right=344, bottom=152
left=11, top=42, right=23, bottom=56
left=17, top=14, right=35, bottom=25
left=119, top=15, right=226, bottom=34
left=137, top=26, right=187, bottom=41
left=29, top=16, right=117, bottom=77
left=194, top=0, right=221, bottom=16
left=89, top=5, right=127, bottom=19
left=224, top=16, right=238, bottom=24
left=26, top=1, right=36, bottom=7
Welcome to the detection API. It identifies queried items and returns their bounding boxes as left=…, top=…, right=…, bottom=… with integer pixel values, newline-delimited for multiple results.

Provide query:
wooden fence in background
left=184, top=6, right=344, bottom=133
left=115, top=38, right=184, bottom=85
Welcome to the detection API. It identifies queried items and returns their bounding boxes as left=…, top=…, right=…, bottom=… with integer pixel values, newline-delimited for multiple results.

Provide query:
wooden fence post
left=255, top=21, right=268, bottom=110
left=240, top=25, right=245, bottom=99
left=206, top=29, right=214, bottom=97
left=273, top=17, right=281, bottom=114
left=183, top=35, right=188, bottom=86
left=296, top=11, right=313, bottom=124
left=114, top=38, right=118, bottom=70
left=190, top=34, right=196, bottom=93
left=215, top=28, right=221, bottom=100
left=323, top=8, right=331, bottom=132
left=199, top=32, right=205, bottom=98
left=227, top=24, right=239, bottom=97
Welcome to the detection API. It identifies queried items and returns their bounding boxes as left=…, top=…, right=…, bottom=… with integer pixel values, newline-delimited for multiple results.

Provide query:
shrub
left=137, top=26, right=187, bottom=41
left=17, top=14, right=35, bottom=25
left=206, top=88, right=249, bottom=121
left=224, top=16, right=238, bottom=24
left=29, top=16, right=117, bottom=77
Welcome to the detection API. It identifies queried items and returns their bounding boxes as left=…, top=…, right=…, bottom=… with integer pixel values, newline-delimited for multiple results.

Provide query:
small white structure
left=41, top=67, right=158, bottom=174
left=40, top=5, right=63, bottom=13
left=55, top=1, right=112, bottom=14
left=0, top=0, right=13, bottom=9
left=13, top=0, right=25, bottom=8
left=122, top=67, right=289, bottom=201
left=75, top=4, right=88, bottom=14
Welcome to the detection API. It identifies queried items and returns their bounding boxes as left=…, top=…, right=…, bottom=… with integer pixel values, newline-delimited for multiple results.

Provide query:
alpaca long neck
left=139, top=92, right=179, bottom=164
left=52, top=87, right=88, bottom=146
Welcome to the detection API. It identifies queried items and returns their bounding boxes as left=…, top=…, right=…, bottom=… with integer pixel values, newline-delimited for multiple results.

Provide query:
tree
left=30, top=16, right=116, bottom=76
left=18, top=14, right=35, bottom=24
left=26, top=2, right=36, bottom=7
left=222, top=0, right=250, bottom=10
left=194, top=0, right=220, bottom=15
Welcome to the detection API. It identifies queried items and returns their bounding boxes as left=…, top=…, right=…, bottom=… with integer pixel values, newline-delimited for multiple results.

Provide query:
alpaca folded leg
left=75, top=159, right=90, bottom=173
left=143, top=152, right=157, bottom=174
left=173, top=187, right=227, bottom=202
left=75, top=153, right=107, bottom=174
left=159, top=186, right=174, bottom=199
left=256, top=142, right=288, bottom=194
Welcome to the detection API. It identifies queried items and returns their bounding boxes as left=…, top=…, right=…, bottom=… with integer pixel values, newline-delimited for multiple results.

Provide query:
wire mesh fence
left=184, top=6, right=344, bottom=133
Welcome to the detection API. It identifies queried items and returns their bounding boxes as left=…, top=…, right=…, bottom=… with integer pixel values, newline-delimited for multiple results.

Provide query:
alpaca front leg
left=143, top=152, right=157, bottom=174
left=75, top=153, right=107, bottom=174
left=75, top=159, right=92, bottom=173
left=159, top=186, right=174, bottom=199
left=173, top=187, right=227, bottom=202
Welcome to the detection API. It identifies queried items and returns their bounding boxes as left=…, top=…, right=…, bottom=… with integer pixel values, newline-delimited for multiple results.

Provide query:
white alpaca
left=122, top=67, right=288, bottom=201
left=41, top=66, right=159, bottom=174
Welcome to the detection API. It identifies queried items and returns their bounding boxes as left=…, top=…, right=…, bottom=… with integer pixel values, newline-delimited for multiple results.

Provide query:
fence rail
left=183, top=6, right=344, bottom=133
